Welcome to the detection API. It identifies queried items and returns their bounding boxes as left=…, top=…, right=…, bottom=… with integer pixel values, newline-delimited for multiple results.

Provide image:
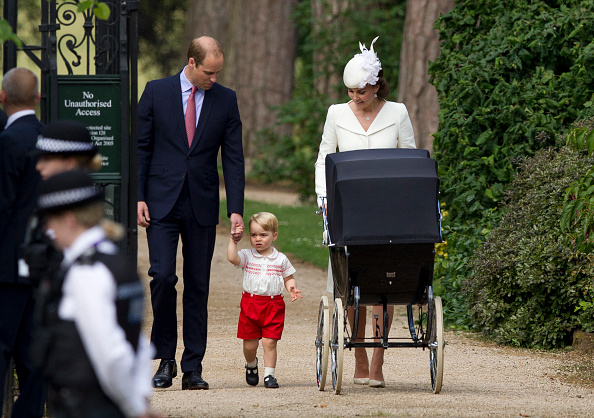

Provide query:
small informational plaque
left=55, top=75, right=121, bottom=175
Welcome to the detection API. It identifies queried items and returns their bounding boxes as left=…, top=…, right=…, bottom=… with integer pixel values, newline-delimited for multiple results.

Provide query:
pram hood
left=325, top=148, right=442, bottom=246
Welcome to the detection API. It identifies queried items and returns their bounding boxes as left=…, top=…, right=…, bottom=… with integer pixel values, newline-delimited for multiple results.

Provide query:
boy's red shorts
left=237, top=292, right=285, bottom=340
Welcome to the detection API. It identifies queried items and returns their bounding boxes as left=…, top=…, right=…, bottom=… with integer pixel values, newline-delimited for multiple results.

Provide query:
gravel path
left=137, top=187, right=594, bottom=417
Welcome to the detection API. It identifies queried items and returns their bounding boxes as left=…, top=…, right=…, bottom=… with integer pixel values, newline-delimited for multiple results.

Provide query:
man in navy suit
left=138, top=36, right=245, bottom=390
left=0, top=67, right=45, bottom=417
left=0, top=109, right=7, bottom=132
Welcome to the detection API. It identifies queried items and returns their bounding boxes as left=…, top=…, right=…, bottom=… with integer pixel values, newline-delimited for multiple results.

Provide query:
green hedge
left=464, top=146, right=594, bottom=348
left=429, top=0, right=594, bottom=328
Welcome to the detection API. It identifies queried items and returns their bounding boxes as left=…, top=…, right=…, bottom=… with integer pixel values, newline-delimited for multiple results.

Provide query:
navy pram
left=315, top=148, right=445, bottom=395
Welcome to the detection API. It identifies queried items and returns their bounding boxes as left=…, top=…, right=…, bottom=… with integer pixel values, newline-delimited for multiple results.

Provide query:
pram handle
left=319, top=196, right=333, bottom=246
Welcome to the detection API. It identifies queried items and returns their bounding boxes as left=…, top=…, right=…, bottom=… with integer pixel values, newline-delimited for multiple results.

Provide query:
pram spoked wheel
left=315, top=295, right=330, bottom=391
left=429, top=295, right=444, bottom=393
left=330, top=298, right=344, bottom=394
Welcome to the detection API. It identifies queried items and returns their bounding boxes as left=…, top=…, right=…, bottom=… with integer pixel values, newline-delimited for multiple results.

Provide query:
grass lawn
left=219, top=199, right=328, bottom=269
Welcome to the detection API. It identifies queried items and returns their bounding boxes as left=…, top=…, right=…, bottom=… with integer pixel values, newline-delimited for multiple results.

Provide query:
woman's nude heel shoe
left=369, top=380, right=385, bottom=388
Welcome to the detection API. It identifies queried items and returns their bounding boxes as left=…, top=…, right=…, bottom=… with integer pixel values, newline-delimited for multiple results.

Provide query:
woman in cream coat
left=314, top=37, right=416, bottom=389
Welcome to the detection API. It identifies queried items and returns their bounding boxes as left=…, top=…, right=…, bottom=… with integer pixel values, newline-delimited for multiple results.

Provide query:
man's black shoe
left=152, top=359, right=177, bottom=388
left=245, top=358, right=259, bottom=386
left=182, top=371, right=209, bottom=390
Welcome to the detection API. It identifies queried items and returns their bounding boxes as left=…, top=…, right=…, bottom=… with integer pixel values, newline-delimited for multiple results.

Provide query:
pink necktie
left=185, top=85, right=197, bottom=147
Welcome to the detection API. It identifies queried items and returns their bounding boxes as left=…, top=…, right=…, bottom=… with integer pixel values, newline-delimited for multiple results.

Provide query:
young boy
left=227, top=212, right=302, bottom=388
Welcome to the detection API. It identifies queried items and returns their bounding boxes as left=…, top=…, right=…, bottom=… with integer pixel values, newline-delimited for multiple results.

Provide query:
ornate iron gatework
left=2, top=0, right=140, bottom=261
left=55, top=0, right=119, bottom=75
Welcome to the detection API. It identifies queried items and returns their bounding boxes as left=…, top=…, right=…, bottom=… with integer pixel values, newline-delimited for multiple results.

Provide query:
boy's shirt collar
left=250, top=247, right=279, bottom=260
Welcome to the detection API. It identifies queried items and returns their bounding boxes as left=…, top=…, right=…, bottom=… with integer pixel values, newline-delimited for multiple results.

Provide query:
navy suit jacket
left=0, top=109, right=7, bottom=132
left=137, top=73, right=244, bottom=225
left=0, top=114, right=43, bottom=284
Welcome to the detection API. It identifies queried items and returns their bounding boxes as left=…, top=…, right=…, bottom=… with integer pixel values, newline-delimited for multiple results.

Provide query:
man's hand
left=137, top=201, right=150, bottom=227
left=230, top=213, right=244, bottom=242
left=232, top=225, right=244, bottom=244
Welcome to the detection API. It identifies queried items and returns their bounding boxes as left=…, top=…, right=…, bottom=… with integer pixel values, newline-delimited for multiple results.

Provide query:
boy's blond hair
left=249, top=212, right=278, bottom=233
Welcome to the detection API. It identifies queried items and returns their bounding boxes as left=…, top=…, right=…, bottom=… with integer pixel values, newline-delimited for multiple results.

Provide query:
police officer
left=31, top=171, right=159, bottom=418
left=24, top=120, right=101, bottom=290
left=33, top=119, right=102, bottom=181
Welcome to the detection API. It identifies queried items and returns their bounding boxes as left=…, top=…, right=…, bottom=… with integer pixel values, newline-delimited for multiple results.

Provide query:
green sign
left=55, top=76, right=122, bottom=175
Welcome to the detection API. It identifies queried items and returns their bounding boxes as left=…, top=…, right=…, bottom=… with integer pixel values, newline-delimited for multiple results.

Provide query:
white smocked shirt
left=59, top=226, right=154, bottom=417
left=236, top=247, right=296, bottom=296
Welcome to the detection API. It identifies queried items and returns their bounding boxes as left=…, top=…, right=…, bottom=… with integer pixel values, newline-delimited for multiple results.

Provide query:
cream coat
left=314, top=100, right=416, bottom=203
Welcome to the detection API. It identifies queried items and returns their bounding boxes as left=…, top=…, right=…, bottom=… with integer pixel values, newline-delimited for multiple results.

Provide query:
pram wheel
left=331, top=298, right=344, bottom=394
left=316, top=295, right=330, bottom=391
left=429, top=296, right=444, bottom=393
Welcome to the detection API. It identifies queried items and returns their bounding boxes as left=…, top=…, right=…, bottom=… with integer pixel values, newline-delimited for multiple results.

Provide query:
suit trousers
left=0, top=284, right=46, bottom=417
left=147, top=179, right=216, bottom=374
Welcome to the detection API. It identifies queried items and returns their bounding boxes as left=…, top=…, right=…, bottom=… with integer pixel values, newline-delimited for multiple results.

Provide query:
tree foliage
left=0, top=18, right=21, bottom=47
left=465, top=145, right=594, bottom=348
left=138, top=0, right=189, bottom=76
left=76, top=0, right=110, bottom=20
left=561, top=118, right=594, bottom=251
left=429, top=0, right=594, bottom=327
left=251, top=0, right=407, bottom=200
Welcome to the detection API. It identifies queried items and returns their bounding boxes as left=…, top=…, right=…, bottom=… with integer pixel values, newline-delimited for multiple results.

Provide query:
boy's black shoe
left=264, top=375, right=279, bottom=389
left=245, top=359, right=259, bottom=386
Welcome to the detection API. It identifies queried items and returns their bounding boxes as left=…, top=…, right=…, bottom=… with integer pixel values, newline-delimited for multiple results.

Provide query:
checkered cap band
left=38, top=186, right=101, bottom=210
left=36, top=136, right=95, bottom=153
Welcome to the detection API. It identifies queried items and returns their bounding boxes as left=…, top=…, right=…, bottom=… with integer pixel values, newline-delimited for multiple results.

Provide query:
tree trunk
left=310, top=0, right=350, bottom=102
left=397, top=0, right=455, bottom=154
left=184, top=0, right=297, bottom=158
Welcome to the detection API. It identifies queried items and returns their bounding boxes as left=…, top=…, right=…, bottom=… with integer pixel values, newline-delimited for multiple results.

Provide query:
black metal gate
left=3, top=0, right=139, bottom=261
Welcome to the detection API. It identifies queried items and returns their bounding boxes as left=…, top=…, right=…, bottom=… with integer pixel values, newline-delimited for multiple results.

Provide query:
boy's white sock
left=264, top=367, right=275, bottom=377
left=246, top=359, right=257, bottom=368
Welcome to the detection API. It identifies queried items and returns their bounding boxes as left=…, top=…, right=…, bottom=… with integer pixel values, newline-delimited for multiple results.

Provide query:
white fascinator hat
left=343, top=36, right=382, bottom=89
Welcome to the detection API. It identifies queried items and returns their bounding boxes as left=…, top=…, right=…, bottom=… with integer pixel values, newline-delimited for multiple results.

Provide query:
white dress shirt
left=60, top=226, right=154, bottom=417
left=5, top=109, right=36, bottom=129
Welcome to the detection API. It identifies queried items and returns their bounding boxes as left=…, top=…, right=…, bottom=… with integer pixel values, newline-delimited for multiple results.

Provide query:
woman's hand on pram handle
left=316, top=196, right=328, bottom=216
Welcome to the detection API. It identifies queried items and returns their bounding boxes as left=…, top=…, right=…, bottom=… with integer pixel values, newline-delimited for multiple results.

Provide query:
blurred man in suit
left=137, top=36, right=245, bottom=390
left=0, top=109, right=8, bottom=132
left=0, top=67, right=45, bottom=417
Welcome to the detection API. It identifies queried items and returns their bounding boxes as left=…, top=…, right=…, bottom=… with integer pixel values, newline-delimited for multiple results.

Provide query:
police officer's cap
left=34, top=120, right=97, bottom=157
left=37, top=170, right=103, bottom=214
